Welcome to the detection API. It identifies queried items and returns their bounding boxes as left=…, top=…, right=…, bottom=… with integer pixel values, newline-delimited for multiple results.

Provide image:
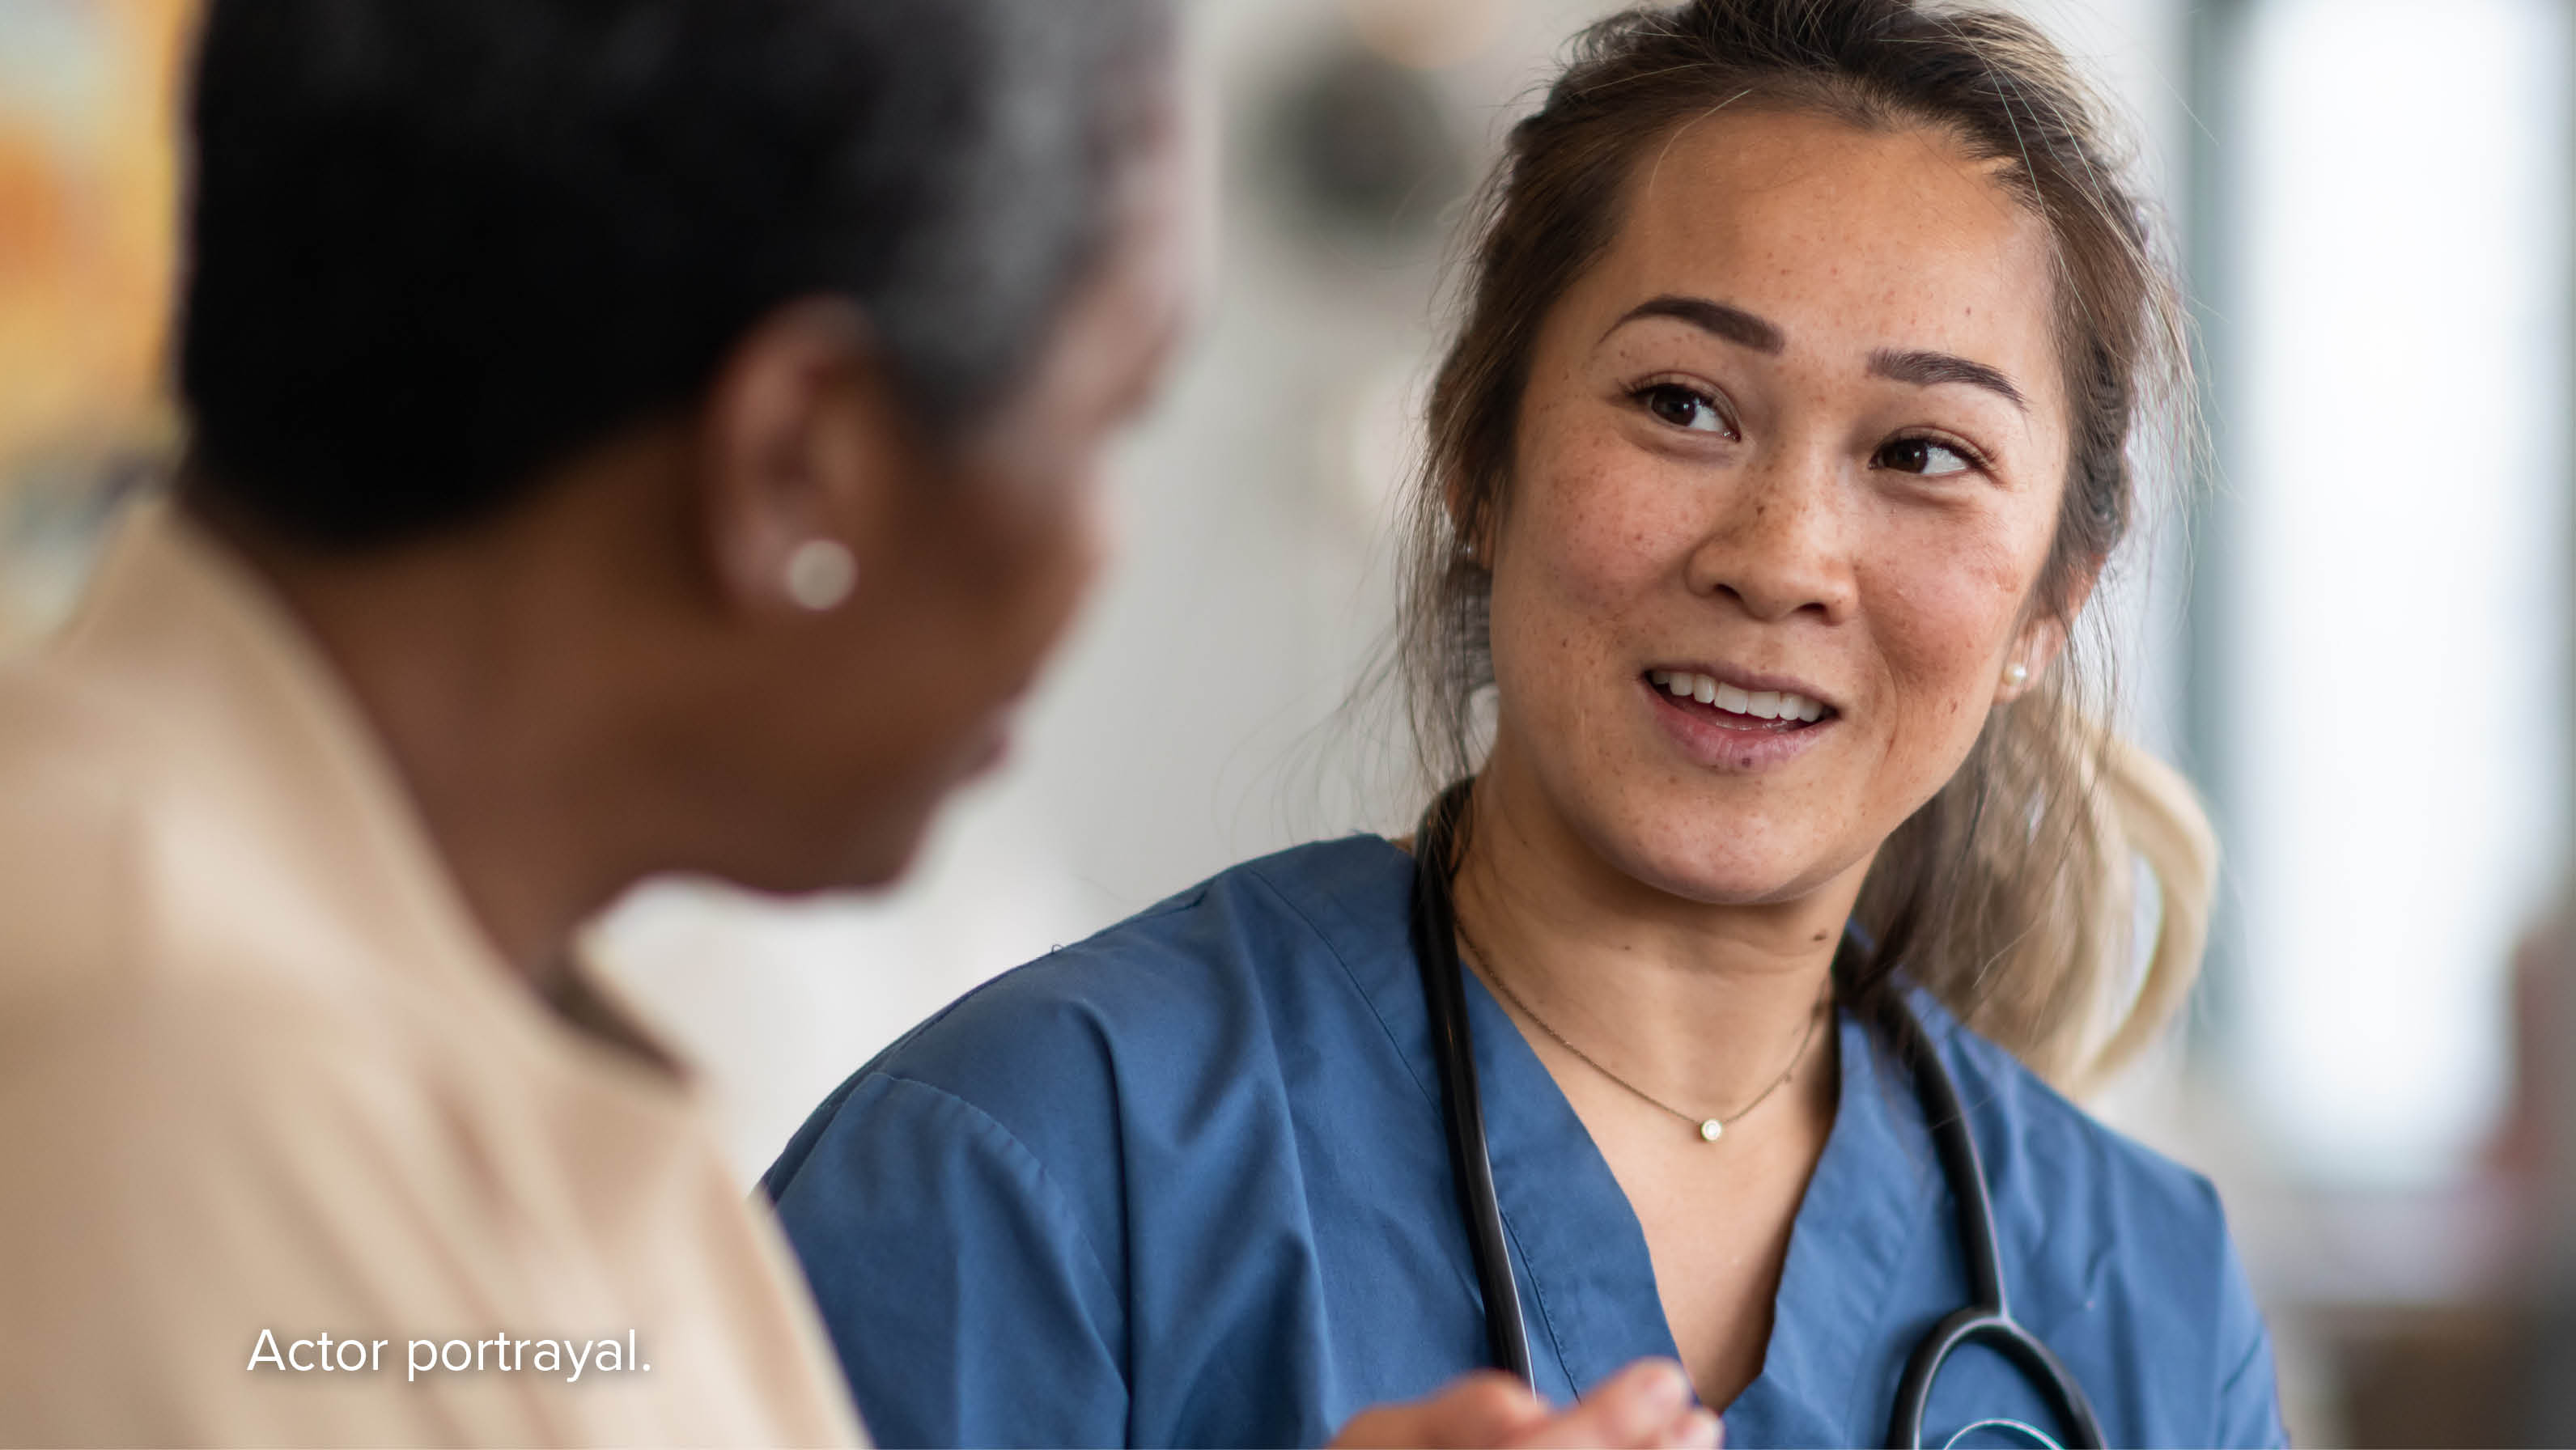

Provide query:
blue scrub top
left=766, top=837, right=2285, bottom=1448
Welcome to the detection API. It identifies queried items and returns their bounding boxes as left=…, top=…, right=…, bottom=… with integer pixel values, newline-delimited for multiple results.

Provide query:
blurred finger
left=1328, top=1371, right=1549, bottom=1449
left=1508, top=1359, right=1696, bottom=1448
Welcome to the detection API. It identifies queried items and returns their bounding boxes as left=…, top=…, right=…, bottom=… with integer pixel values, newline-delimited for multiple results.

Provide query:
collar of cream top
left=51, top=498, right=689, bottom=1088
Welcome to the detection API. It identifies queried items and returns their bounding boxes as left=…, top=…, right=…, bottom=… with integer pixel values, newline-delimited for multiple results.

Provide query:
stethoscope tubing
left=1879, top=996, right=2105, bottom=1449
left=1411, top=779, right=1537, bottom=1383
left=1408, top=779, right=2104, bottom=1450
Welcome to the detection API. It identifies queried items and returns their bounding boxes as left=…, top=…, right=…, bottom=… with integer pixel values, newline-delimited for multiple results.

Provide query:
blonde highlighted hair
left=1399, top=0, right=2214, bottom=1091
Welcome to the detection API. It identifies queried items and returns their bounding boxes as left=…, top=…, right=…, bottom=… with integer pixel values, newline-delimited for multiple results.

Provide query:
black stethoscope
left=1406, top=781, right=2106, bottom=1450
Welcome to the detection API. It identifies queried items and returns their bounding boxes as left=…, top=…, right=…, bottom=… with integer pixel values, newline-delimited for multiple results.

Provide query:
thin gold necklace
left=1462, top=927, right=1830, bottom=1144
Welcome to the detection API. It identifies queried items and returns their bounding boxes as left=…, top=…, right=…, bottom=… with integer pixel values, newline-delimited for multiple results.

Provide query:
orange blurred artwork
left=0, top=1, right=195, bottom=634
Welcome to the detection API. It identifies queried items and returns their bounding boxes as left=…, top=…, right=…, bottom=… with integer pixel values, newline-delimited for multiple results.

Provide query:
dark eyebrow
left=1869, top=348, right=2028, bottom=411
left=1604, top=295, right=1785, bottom=354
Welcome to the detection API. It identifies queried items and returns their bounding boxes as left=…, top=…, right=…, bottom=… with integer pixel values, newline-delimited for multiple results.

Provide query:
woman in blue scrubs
left=767, top=1, right=2287, bottom=1444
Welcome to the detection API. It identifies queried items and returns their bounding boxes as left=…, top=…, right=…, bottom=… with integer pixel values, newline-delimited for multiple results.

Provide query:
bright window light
left=2222, top=0, right=2570, bottom=1183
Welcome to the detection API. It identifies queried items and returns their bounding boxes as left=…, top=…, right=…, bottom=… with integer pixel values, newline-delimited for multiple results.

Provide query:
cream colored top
left=0, top=503, right=865, bottom=1447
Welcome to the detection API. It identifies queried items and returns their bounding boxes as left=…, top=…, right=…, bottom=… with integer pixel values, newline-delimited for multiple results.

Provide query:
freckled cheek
left=1861, top=545, right=2030, bottom=739
left=1504, top=434, right=1695, bottom=618
left=1487, top=445, right=1679, bottom=736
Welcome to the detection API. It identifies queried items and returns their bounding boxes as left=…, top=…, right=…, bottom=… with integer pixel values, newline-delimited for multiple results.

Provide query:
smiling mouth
left=1644, top=669, right=1837, bottom=730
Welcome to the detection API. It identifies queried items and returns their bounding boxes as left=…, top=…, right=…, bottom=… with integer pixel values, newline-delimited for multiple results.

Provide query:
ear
left=694, top=297, right=910, bottom=618
left=1443, top=466, right=1498, bottom=570
left=1995, top=553, right=2103, bottom=705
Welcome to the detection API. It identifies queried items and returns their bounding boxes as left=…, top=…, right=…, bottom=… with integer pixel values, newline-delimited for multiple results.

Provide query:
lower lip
left=1640, top=676, right=1836, bottom=772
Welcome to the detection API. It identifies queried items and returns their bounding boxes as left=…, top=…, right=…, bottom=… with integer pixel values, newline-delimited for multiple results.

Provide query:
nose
left=1683, top=446, right=1857, bottom=624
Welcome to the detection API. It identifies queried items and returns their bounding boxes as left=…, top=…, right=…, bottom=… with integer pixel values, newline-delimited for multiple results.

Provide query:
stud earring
left=2003, top=660, right=2031, bottom=688
left=784, top=539, right=857, bottom=612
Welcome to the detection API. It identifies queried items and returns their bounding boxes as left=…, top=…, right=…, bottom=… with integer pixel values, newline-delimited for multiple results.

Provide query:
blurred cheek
left=990, top=463, right=1109, bottom=669
left=800, top=465, right=1110, bottom=891
left=1055, top=472, right=1114, bottom=634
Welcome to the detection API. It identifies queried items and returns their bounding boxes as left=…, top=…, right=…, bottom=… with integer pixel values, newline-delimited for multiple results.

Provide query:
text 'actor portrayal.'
left=0, top=0, right=1190, bottom=1443
left=765, top=1, right=2288, bottom=1446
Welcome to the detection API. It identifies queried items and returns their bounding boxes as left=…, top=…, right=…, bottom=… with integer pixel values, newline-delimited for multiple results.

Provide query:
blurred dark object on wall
left=1262, top=41, right=1466, bottom=256
left=2315, top=1304, right=2524, bottom=1447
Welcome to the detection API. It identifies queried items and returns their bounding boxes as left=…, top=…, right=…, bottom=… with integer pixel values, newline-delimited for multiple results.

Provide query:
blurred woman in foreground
left=767, top=1, right=2284, bottom=1444
left=0, top=0, right=1192, bottom=1442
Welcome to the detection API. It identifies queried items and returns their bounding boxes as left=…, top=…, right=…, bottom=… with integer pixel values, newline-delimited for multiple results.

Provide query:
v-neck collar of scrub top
left=1335, top=837, right=1945, bottom=1445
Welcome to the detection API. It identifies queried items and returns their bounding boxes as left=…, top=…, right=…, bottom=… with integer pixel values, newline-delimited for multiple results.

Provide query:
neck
left=1449, top=735, right=1865, bottom=1117
left=189, top=467, right=697, bottom=990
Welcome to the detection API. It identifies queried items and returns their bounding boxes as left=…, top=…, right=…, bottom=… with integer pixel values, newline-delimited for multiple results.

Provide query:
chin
left=1594, top=796, right=1857, bottom=907
left=1632, top=855, right=1823, bottom=908
left=834, top=819, right=934, bottom=893
left=719, top=813, right=930, bottom=899
left=808, top=753, right=988, bottom=894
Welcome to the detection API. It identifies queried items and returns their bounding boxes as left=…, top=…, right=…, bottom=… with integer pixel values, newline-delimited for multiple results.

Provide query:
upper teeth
left=1649, top=669, right=1828, bottom=723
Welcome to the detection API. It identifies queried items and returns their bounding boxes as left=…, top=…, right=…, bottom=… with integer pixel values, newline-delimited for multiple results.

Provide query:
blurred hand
left=1328, top=1359, right=1721, bottom=1449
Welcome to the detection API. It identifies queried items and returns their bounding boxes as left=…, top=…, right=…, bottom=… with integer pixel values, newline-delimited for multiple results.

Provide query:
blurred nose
left=1683, top=444, right=1857, bottom=624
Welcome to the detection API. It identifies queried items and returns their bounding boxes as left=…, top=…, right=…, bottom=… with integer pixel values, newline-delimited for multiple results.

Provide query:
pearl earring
left=2003, top=660, right=2031, bottom=688
left=784, top=539, right=857, bottom=612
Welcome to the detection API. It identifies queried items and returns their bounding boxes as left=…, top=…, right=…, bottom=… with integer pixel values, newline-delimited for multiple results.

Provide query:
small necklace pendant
left=1698, top=1118, right=1724, bottom=1143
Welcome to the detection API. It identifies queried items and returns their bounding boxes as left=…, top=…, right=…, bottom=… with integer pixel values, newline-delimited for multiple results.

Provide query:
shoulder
left=773, top=834, right=1416, bottom=1175
left=0, top=963, right=432, bottom=1357
left=0, top=929, right=427, bottom=1184
left=0, top=661, right=171, bottom=1016
left=0, top=670, right=336, bottom=1044
left=1902, top=992, right=2277, bottom=1431
left=923, top=833, right=1410, bottom=1040
left=762, top=835, right=1433, bottom=1268
left=1912, top=995, right=2222, bottom=1232
left=0, top=655, right=473, bottom=1202
left=0, top=651, right=420, bottom=1028
left=761, top=835, right=1425, bottom=1441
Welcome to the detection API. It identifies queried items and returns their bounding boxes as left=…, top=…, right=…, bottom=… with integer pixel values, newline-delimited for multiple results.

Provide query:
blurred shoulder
left=0, top=652, right=366, bottom=1023
left=0, top=654, right=428, bottom=1128
left=0, top=648, right=456, bottom=1103
left=0, top=657, right=170, bottom=1015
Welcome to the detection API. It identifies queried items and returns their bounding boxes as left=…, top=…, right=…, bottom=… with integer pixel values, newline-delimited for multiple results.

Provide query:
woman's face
left=1483, top=108, right=2076, bottom=909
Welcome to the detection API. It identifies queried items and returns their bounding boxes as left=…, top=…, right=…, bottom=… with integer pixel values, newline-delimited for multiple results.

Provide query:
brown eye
left=1636, top=383, right=1728, bottom=435
left=1877, top=437, right=1972, bottom=477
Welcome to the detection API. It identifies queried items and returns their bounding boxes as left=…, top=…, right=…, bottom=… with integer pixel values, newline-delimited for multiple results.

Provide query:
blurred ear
left=694, top=297, right=913, bottom=618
